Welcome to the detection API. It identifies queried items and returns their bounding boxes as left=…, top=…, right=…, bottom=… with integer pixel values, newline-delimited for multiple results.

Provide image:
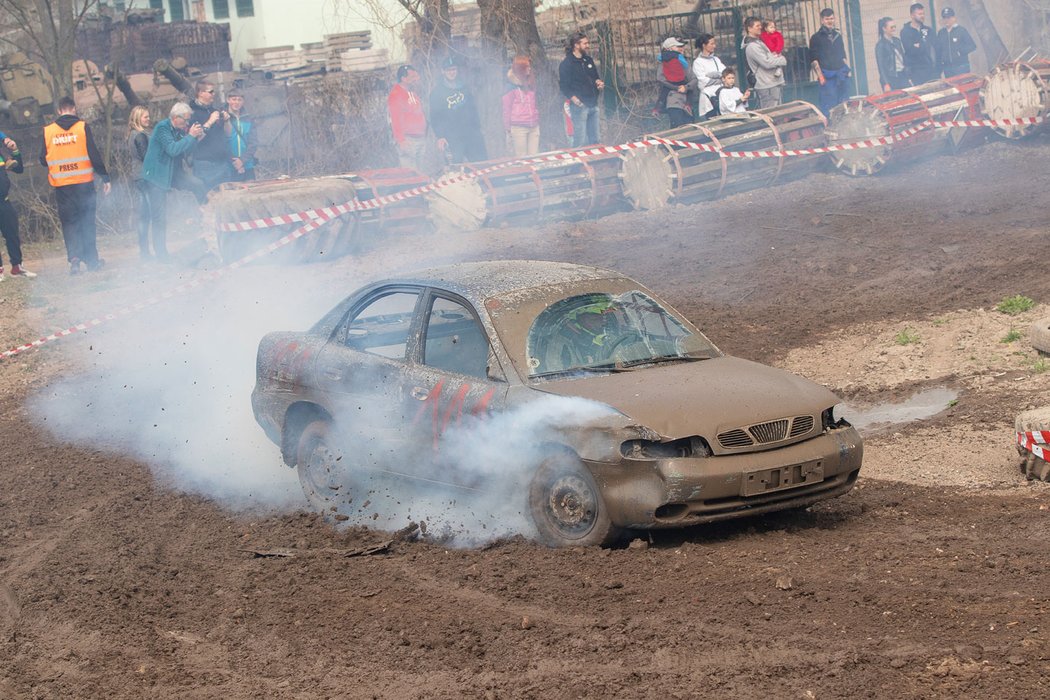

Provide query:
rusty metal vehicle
left=252, top=261, right=862, bottom=546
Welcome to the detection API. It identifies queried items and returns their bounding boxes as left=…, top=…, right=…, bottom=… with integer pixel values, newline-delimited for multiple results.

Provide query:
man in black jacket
left=935, top=7, right=977, bottom=78
left=558, top=31, right=604, bottom=147
left=429, top=56, right=487, bottom=165
left=187, top=80, right=230, bottom=201
left=0, top=134, right=35, bottom=280
left=809, top=9, right=851, bottom=117
left=900, top=3, right=936, bottom=85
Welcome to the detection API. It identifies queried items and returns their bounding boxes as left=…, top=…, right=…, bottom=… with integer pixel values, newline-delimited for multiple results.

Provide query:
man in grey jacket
left=743, top=16, right=787, bottom=109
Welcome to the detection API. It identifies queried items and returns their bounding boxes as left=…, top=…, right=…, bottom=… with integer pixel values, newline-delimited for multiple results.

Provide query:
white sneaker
left=10, top=265, right=36, bottom=278
left=0, top=269, right=5, bottom=282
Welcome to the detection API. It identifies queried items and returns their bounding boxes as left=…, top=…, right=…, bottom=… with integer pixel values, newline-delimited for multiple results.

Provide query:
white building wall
left=151, top=0, right=411, bottom=67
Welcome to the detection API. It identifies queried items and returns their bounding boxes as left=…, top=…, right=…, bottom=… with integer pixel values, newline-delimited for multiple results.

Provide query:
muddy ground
left=2, top=134, right=1049, bottom=699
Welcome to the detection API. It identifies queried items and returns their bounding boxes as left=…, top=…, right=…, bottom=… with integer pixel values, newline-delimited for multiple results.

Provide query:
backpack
left=708, top=86, right=725, bottom=117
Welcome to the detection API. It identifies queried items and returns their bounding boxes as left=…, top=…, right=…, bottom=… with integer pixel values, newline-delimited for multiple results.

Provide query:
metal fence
left=592, top=0, right=866, bottom=112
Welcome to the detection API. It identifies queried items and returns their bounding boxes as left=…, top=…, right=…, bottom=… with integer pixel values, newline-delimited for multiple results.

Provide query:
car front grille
left=717, top=415, right=816, bottom=450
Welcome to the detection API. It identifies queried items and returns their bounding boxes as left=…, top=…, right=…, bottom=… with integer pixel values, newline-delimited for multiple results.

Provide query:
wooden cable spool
left=619, top=100, right=827, bottom=210
left=426, top=150, right=626, bottom=232
left=980, top=59, right=1050, bottom=139
left=827, top=74, right=984, bottom=176
left=207, top=167, right=430, bottom=264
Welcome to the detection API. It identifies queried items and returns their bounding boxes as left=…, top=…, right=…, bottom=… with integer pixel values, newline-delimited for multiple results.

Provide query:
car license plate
left=742, top=460, right=824, bottom=497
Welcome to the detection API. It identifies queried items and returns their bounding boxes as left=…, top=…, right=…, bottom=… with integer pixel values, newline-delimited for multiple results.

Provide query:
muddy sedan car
left=252, top=260, right=862, bottom=546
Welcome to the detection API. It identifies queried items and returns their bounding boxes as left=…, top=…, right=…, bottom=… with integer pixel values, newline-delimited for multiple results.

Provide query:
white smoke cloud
left=29, top=263, right=346, bottom=511
left=27, top=257, right=620, bottom=547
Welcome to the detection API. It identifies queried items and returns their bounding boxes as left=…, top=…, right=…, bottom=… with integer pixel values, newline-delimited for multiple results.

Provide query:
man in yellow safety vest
left=41, top=96, right=111, bottom=274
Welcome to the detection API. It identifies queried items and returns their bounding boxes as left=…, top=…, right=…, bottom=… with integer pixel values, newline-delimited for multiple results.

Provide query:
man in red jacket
left=387, top=65, right=428, bottom=171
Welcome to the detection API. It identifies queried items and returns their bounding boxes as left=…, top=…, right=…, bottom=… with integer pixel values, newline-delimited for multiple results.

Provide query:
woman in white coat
left=692, top=33, right=726, bottom=119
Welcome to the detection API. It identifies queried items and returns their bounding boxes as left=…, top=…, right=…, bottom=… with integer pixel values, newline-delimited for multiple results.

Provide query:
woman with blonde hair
left=502, top=55, right=540, bottom=156
left=127, top=105, right=158, bottom=260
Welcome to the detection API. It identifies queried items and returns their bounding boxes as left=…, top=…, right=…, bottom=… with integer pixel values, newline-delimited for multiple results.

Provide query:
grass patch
left=995, top=295, right=1035, bottom=316
left=1033, top=358, right=1049, bottom=374
left=947, top=399, right=959, bottom=408
left=894, top=328, right=920, bottom=345
left=1001, top=328, right=1024, bottom=344
left=932, top=317, right=948, bottom=326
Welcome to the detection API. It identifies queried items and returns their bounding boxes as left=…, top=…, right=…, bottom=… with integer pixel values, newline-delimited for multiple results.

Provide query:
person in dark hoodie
left=187, top=80, right=230, bottom=200
left=0, top=134, right=35, bottom=281
left=41, top=96, right=111, bottom=275
left=559, top=30, right=604, bottom=147
left=935, top=7, right=977, bottom=78
left=656, top=37, right=696, bottom=128
left=430, top=56, right=487, bottom=165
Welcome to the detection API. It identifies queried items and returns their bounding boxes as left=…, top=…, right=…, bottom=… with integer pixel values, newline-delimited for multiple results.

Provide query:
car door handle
left=324, top=370, right=343, bottom=381
left=411, top=386, right=431, bottom=401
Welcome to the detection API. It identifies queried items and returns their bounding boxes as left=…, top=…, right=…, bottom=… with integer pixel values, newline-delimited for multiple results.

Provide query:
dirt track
left=2, top=134, right=1050, bottom=698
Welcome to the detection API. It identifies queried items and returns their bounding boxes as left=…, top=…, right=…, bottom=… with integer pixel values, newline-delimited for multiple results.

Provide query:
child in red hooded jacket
left=761, top=19, right=785, bottom=79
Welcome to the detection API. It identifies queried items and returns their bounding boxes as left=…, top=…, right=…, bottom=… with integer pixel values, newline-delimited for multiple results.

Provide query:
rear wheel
left=529, top=452, right=622, bottom=547
left=296, top=420, right=350, bottom=513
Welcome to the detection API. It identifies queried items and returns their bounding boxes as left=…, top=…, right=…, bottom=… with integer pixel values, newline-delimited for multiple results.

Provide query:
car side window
left=344, top=291, right=419, bottom=359
left=423, top=297, right=494, bottom=379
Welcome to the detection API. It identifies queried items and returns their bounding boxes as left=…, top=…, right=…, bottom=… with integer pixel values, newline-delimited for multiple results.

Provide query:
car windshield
left=523, top=291, right=717, bottom=378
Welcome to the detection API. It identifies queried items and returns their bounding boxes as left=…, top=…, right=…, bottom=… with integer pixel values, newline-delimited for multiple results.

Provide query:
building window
left=235, top=0, right=254, bottom=17
left=212, top=0, right=230, bottom=19
left=149, top=0, right=163, bottom=9
left=169, top=1, right=185, bottom=21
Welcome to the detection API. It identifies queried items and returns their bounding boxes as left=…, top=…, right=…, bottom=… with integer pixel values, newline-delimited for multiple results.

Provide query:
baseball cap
left=941, top=7, right=955, bottom=17
left=395, top=64, right=416, bottom=80
left=661, top=37, right=685, bottom=50
left=442, top=56, right=459, bottom=69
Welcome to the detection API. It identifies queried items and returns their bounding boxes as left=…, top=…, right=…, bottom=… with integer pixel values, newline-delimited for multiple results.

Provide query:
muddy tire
left=1015, top=408, right=1050, bottom=481
left=296, top=420, right=350, bottom=513
left=529, top=452, right=622, bottom=548
left=1031, top=317, right=1050, bottom=355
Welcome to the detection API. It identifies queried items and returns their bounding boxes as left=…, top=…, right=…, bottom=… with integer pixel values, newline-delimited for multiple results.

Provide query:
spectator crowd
left=0, top=4, right=979, bottom=281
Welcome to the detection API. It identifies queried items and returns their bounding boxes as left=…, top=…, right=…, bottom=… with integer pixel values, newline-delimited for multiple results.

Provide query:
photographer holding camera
left=187, top=80, right=232, bottom=201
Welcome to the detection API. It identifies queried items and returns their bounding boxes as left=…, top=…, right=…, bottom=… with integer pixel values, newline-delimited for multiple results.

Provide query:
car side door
left=313, top=286, right=424, bottom=456
left=401, top=290, right=510, bottom=487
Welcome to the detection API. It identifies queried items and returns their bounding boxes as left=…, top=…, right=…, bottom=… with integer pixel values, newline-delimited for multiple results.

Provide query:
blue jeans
left=819, top=68, right=851, bottom=116
left=569, top=103, right=600, bottom=148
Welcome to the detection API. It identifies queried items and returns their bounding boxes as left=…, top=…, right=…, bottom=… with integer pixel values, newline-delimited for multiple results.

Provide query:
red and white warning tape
left=219, top=114, right=1045, bottom=234
left=1, top=213, right=336, bottom=359
left=2, top=113, right=1045, bottom=360
left=1018, top=430, right=1050, bottom=462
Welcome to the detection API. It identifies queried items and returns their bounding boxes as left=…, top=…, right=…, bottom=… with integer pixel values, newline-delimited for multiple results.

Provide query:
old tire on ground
left=296, top=420, right=349, bottom=513
left=1030, top=317, right=1050, bottom=355
left=529, top=451, right=622, bottom=548
left=1015, top=407, right=1050, bottom=481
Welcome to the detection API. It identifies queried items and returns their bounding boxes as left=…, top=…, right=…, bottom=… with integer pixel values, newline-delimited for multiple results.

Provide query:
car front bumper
left=591, top=427, right=863, bottom=528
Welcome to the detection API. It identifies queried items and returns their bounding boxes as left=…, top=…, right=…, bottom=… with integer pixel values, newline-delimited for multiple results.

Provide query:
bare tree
left=0, top=0, right=101, bottom=103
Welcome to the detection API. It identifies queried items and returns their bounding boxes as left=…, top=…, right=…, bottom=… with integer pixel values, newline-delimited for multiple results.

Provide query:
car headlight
left=823, top=403, right=853, bottom=430
left=620, top=436, right=711, bottom=460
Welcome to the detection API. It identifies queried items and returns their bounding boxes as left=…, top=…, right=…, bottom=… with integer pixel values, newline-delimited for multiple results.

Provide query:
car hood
left=535, top=356, right=839, bottom=439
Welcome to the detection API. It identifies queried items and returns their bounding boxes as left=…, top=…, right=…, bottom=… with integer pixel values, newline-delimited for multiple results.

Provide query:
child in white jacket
left=717, top=67, right=752, bottom=114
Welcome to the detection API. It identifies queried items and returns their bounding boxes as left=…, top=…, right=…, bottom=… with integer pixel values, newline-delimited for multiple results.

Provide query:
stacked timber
left=246, top=45, right=326, bottom=81
left=340, top=48, right=390, bottom=73
left=207, top=168, right=430, bottom=265
left=426, top=150, right=627, bottom=232
left=619, top=100, right=826, bottom=210
left=826, top=74, right=985, bottom=176
left=980, top=59, right=1050, bottom=139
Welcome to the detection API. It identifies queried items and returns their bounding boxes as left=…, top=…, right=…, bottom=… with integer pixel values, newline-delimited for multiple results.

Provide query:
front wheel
left=529, top=452, right=622, bottom=547
left=296, top=420, right=351, bottom=514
